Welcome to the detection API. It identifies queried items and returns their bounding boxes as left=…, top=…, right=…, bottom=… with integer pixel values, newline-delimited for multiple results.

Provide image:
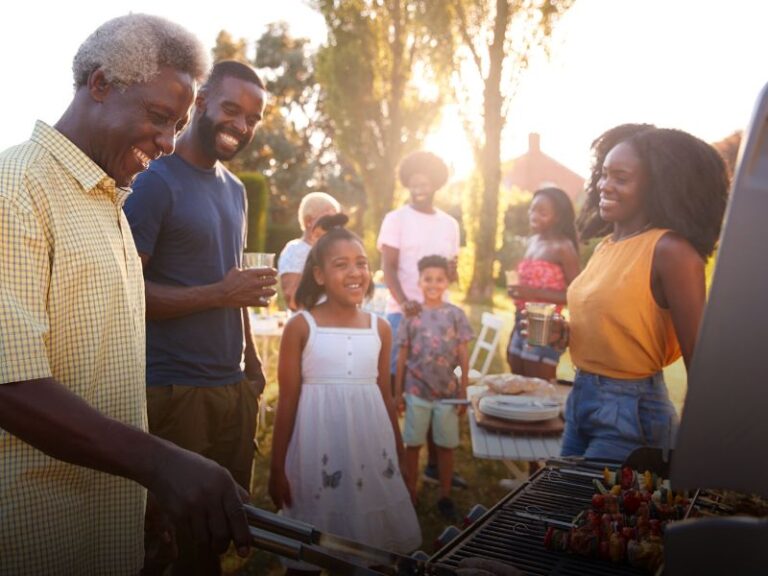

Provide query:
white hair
left=298, top=192, right=341, bottom=230
left=72, top=13, right=209, bottom=89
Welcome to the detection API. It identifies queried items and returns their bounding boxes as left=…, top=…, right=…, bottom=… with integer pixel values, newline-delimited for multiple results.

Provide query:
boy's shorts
left=403, top=394, right=459, bottom=449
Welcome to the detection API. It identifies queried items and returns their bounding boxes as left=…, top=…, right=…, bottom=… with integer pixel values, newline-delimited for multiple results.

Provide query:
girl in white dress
left=269, top=215, right=421, bottom=573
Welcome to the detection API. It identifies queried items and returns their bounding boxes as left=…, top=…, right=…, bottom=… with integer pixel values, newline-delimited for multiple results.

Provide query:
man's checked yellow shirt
left=0, top=122, right=146, bottom=574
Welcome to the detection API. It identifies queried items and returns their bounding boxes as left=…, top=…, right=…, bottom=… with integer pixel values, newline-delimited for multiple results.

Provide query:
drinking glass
left=525, top=302, right=556, bottom=346
left=243, top=252, right=275, bottom=269
left=243, top=252, right=276, bottom=316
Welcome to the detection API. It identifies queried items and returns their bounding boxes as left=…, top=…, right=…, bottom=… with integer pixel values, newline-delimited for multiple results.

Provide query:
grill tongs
left=244, top=503, right=425, bottom=576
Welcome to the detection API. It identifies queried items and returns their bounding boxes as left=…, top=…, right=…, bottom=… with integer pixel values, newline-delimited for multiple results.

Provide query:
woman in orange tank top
left=546, top=124, right=729, bottom=462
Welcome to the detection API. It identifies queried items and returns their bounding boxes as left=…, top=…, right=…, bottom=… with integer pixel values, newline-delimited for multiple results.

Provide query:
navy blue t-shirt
left=125, top=154, right=247, bottom=387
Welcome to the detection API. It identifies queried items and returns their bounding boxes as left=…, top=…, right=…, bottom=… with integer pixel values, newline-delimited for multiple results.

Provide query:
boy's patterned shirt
left=396, top=303, right=474, bottom=400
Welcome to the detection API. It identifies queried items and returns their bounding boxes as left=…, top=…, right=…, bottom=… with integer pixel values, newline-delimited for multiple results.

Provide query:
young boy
left=395, top=255, right=473, bottom=520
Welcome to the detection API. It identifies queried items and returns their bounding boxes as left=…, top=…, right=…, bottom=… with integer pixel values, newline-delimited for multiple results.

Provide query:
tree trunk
left=466, top=0, right=509, bottom=303
left=360, top=163, right=397, bottom=268
left=366, top=0, right=406, bottom=268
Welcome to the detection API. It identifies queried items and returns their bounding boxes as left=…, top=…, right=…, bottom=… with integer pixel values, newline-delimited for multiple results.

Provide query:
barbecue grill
left=243, top=453, right=694, bottom=575
left=428, top=448, right=697, bottom=575
left=429, top=460, right=652, bottom=576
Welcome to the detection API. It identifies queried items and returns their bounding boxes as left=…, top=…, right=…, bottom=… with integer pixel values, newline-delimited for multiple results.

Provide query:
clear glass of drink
left=243, top=253, right=276, bottom=316
left=242, top=252, right=275, bottom=269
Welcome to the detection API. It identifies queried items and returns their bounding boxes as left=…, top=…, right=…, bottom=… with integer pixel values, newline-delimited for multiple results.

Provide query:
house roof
left=502, top=133, right=585, bottom=201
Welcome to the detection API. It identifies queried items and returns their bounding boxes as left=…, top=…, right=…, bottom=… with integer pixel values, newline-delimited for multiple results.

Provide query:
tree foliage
left=211, top=30, right=248, bottom=63
left=231, top=24, right=319, bottom=212
left=447, top=0, right=573, bottom=302
left=213, top=24, right=364, bottom=230
left=312, top=0, right=454, bottom=252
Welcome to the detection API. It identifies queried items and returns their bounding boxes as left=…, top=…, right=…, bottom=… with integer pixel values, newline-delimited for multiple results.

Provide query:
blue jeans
left=561, top=370, right=678, bottom=462
left=386, top=312, right=403, bottom=375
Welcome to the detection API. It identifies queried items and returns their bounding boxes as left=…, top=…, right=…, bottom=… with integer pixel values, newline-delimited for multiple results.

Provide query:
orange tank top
left=567, top=228, right=681, bottom=379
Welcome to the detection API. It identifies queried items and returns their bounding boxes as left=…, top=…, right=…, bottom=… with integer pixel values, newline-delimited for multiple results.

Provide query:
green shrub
left=267, top=221, right=302, bottom=264
left=239, top=172, right=269, bottom=252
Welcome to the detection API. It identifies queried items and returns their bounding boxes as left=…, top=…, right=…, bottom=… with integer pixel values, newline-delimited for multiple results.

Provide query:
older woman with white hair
left=278, top=192, right=341, bottom=310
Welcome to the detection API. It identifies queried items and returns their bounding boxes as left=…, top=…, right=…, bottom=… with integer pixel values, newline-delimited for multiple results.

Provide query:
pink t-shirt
left=376, top=205, right=460, bottom=314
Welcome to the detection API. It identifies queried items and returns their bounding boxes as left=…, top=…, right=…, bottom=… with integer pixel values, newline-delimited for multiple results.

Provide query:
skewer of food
left=543, top=466, right=691, bottom=573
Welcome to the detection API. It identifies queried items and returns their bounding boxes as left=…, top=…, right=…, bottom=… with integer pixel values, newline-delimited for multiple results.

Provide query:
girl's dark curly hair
left=295, top=213, right=374, bottom=310
left=578, top=123, right=729, bottom=258
left=398, top=151, right=449, bottom=190
left=532, top=187, right=579, bottom=254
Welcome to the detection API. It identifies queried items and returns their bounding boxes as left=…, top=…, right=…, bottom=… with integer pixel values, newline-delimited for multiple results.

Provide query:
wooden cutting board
left=471, top=395, right=564, bottom=435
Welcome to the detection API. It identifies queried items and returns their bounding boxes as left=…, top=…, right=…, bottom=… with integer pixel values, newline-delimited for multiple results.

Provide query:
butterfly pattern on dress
left=382, top=458, right=395, bottom=479
left=322, top=469, right=342, bottom=489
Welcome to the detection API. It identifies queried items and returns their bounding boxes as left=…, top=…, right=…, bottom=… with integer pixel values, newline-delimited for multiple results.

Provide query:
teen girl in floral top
left=507, top=187, right=580, bottom=381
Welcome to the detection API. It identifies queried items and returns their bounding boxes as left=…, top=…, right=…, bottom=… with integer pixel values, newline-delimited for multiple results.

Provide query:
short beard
left=197, top=110, right=244, bottom=162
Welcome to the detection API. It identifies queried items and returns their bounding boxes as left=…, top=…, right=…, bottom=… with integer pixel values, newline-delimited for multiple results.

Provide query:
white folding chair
left=455, top=312, right=506, bottom=382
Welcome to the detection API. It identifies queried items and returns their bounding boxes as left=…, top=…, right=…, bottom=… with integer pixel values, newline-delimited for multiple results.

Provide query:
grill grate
left=429, top=464, right=653, bottom=576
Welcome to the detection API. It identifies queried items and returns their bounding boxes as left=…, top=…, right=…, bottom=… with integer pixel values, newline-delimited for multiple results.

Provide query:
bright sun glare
left=423, top=106, right=475, bottom=182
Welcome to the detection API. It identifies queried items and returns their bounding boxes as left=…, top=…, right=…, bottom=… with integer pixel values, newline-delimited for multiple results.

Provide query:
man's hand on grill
left=455, top=557, right=525, bottom=576
left=143, top=492, right=178, bottom=568
left=145, top=443, right=252, bottom=557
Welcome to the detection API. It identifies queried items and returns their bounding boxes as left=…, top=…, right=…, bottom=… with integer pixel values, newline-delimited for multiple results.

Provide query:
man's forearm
left=145, top=280, right=224, bottom=320
left=0, top=377, right=169, bottom=488
left=395, top=349, right=407, bottom=397
left=382, top=263, right=407, bottom=305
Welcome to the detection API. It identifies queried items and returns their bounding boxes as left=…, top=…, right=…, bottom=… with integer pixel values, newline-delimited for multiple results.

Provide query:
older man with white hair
left=0, top=14, right=252, bottom=574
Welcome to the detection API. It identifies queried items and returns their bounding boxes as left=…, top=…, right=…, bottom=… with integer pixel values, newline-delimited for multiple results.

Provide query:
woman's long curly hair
left=578, top=123, right=730, bottom=258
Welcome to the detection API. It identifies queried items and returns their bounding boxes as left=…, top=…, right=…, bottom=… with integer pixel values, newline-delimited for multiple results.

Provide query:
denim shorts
left=507, top=311, right=562, bottom=367
left=561, top=370, right=679, bottom=462
left=403, top=394, right=460, bottom=449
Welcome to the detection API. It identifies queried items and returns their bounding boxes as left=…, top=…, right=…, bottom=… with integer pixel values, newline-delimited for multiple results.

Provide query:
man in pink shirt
left=377, top=151, right=467, bottom=489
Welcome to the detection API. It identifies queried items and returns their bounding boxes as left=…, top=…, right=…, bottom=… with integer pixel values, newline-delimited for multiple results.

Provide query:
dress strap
left=299, top=310, right=317, bottom=331
left=369, top=311, right=378, bottom=334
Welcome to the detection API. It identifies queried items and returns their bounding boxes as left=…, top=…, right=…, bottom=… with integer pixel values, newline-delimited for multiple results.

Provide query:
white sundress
left=282, top=311, right=422, bottom=553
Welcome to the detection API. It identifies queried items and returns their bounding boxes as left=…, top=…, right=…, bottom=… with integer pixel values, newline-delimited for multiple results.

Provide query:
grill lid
left=672, top=82, right=768, bottom=498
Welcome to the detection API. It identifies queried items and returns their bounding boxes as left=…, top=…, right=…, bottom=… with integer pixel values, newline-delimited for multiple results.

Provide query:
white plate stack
left=478, top=395, right=560, bottom=422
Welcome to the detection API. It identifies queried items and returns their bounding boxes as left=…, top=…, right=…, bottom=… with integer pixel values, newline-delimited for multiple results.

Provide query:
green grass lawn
left=228, top=288, right=688, bottom=573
